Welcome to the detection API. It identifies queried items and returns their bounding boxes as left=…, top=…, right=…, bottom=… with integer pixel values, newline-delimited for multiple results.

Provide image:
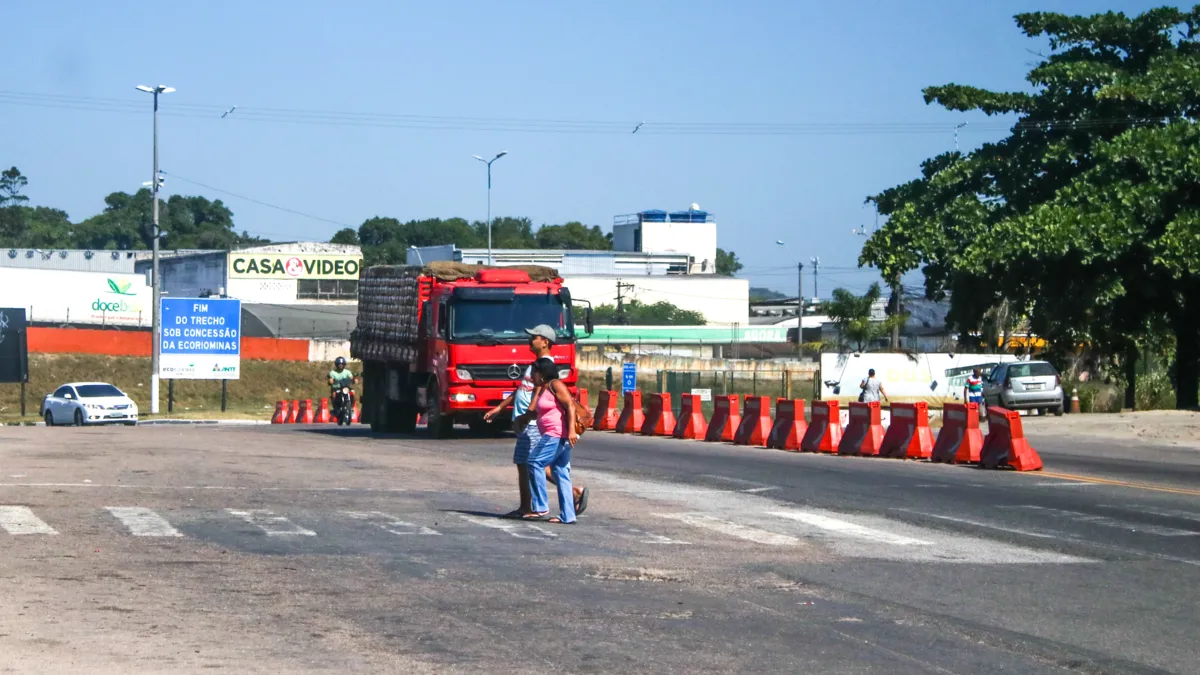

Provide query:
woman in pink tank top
left=514, top=359, right=578, bottom=524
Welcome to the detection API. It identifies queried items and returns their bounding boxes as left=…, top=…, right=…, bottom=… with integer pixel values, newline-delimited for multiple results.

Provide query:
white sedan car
left=41, top=382, right=139, bottom=427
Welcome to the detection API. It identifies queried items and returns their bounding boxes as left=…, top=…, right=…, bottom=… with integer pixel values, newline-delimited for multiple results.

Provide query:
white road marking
left=106, top=507, right=182, bottom=537
left=1030, top=482, right=1099, bottom=487
left=0, top=506, right=58, bottom=535
left=742, top=486, right=779, bottom=493
left=343, top=511, right=441, bottom=536
left=1099, top=505, right=1200, bottom=524
left=658, top=513, right=799, bottom=546
left=624, top=527, right=690, bottom=545
left=226, top=509, right=316, bottom=537
left=590, top=471, right=1091, bottom=563
left=1005, top=505, right=1199, bottom=537
left=767, top=510, right=932, bottom=546
left=894, top=510, right=1058, bottom=539
left=458, top=515, right=557, bottom=540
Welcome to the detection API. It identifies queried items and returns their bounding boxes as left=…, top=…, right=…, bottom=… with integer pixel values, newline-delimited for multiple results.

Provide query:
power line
left=0, top=89, right=1178, bottom=137
left=160, top=172, right=354, bottom=230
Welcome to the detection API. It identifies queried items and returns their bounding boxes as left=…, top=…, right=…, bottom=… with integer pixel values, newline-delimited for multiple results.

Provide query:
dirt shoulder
left=1021, top=410, right=1200, bottom=449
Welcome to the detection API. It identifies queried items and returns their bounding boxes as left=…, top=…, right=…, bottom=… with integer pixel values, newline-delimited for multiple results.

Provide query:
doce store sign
left=227, top=253, right=362, bottom=280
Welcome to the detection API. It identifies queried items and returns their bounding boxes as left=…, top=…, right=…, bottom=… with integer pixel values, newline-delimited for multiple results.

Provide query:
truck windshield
left=451, top=296, right=573, bottom=343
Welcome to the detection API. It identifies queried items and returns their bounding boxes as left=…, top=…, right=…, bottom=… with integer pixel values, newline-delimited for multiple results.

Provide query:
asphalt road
left=0, top=420, right=1197, bottom=674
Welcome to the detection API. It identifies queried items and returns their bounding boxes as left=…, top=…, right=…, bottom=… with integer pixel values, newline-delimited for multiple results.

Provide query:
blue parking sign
left=622, top=362, right=637, bottom=394
left=159, top=298, right=242, bottom=380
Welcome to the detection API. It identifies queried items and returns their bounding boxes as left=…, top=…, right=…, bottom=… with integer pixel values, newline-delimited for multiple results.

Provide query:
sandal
left=521, top=512, right=551, bottom=521
left=574, top=487, right=590, bottom=516
left=500, top=509, right=525, bottom=519
left=547, top=517, right=576, bottom=525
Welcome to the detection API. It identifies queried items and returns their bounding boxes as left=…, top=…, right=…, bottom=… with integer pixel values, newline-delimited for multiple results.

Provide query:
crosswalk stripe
left=458, top=514, right=557, bottom=539
left=343, top=511, right=441, bottom=536
left=767, top=510, right=931, bottom=546
left=106, top=507, right=182, bottom=537
left=0, top=506, right=58, bottom=535
left=226, top=509, right=316, bottom=536
left=657, top=513, right=799, bottom=546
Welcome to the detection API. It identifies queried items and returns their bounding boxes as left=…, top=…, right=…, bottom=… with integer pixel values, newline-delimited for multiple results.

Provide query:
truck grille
left=468, top=364, right=526, bottom=381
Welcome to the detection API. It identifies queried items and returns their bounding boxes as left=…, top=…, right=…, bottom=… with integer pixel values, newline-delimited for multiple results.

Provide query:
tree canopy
left=592, top=299, right=705, bottom=326
left=715, top=248, right=743, bottom=276
left=351, top=216, right=613, bottom=265
left=859, top=5, right=1200, bottom=407
left=823, top=283, right=905, bottom=352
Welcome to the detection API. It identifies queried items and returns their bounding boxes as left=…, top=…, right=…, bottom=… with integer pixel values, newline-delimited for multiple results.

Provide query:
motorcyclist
left=328, top=357, right=357, bottom=415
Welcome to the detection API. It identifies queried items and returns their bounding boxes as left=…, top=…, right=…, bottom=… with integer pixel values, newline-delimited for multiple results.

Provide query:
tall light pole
left=137, top=84, right=174, bottom=415
left=775, top=240, right=803, bottom=359
left=472, top=151, right=507, bottom=264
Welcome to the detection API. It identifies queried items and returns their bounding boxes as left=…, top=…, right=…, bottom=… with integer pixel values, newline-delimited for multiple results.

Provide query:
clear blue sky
left=0, top=1, right=1176, bottom=296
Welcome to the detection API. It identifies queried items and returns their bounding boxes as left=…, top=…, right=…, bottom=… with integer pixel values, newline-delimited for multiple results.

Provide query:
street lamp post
left=775, top=240, right=804, bottom=359
left=472, top=151, right=508, bottom=265
left=136, top=84, right=174, bottom=415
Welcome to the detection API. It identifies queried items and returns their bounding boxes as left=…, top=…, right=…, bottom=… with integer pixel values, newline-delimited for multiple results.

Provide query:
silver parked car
left=41, top=382, right=139, bottom=427
left=982, top=361, right=1064, bottom=416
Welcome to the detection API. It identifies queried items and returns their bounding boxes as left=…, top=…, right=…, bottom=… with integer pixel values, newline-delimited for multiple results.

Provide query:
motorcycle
left=331, top=386, right=355, bottom=426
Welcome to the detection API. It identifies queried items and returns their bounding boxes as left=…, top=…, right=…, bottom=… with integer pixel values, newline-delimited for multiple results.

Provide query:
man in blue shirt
left=484, top=325, right=588, bottom=518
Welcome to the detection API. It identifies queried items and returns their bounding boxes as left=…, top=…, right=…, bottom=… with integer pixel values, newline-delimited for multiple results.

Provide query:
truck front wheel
left=426, top=382, right=454, bottom=439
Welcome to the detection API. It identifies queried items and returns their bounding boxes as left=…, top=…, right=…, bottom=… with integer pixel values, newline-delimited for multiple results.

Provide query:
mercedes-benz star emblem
left=506, top=364, right=523, bottom=379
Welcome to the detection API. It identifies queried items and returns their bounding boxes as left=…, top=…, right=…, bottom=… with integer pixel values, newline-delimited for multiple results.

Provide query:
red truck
left=351, top=262, right=590, bottom=437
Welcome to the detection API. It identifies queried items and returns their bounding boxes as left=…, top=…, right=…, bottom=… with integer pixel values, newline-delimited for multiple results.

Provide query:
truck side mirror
left=585, top=307, right=594, bottom=336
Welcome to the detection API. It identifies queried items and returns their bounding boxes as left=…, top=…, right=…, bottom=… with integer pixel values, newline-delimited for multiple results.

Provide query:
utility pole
left=615, top=281, right=635, bottom=325
left=810, top=256, right=820, bottom=301
left=796, top=261, right=804, bottom=359
left=137, top=84, right=174, bottom=415
left=890, top=275, right=902, bottom=350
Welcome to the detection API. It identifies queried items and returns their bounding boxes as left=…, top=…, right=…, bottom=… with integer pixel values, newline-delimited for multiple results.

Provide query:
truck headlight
left=451, top=393, right=476, bottom=403
left=455, top=368, right=472, bottom=380
left=558, top=368, right=571, bottom=380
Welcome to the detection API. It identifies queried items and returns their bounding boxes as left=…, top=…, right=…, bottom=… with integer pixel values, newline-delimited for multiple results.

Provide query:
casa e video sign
left=227, top=253, right=362, bottom=280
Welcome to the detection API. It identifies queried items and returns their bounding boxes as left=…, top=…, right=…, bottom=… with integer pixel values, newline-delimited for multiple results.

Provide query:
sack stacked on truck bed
left=350, top=266, right=423, bottom=363
left=349, top=262, right=561, bottom=363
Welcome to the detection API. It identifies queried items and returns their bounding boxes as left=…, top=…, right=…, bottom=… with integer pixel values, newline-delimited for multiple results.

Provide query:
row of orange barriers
left=586, top=390, right=1042, bottom=471
left=270, top=398, right=360, bottom=425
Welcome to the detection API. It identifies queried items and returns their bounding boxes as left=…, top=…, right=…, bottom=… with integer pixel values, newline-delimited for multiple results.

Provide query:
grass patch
left=0, top=354, right=346, bottom=420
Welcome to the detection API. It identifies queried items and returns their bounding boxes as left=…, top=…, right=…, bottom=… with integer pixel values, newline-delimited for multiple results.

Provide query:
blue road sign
left=159, top=298, right=242, bottom=380
left=621, top=362, right=637, bottom=394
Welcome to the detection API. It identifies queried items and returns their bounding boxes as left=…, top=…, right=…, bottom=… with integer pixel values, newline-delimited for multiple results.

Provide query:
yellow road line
left=1032, top=471, right=1200, bottom=497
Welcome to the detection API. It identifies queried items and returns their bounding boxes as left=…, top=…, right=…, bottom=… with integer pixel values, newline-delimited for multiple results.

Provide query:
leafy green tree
left=824, top=283, right=905, bottom=353
left=474, top=217, right=536, bottom=249
left=750, top=287, right=787, bottom=302
left=860, top=6, right=1200, bottom=407
left=330, top=228, right=359, bottom=245
left=535, top=221, right=611, bottom=250
left=0, top=167, right=29, bottom=207
left=593, top=299, right=705, bottom=326
left=716, top=248, right=742, bottom=276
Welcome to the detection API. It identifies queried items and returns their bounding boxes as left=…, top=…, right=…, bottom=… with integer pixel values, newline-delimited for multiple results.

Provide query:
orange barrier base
left=704, top=395, right=742, bottom=443
left=733, top=396, right=772, bottom=446
left=800, top=401, right=841, bottom=453
left=931, top=403, right=984, bottom=464
left=641, top=393, right=677, bottom=436
left=316, top=398, right=332, bottom=424
left=838, top=402, right=885, bottom=456
left=270, top=401, right=286, bottom=424
left=673, top=394, right=708, bottom=440
left=980, top=406, right=1043, bottom=471
left=285, top=400, right=300, bottom=424
left=615, top=391, right=644, bottom=434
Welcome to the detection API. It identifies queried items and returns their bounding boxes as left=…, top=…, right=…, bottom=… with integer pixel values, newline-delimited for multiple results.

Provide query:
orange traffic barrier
left=801, top=400, right=841, bottom=452
left=704, top=394, right=742, bottom=442
left=767, top=399, right=807, bottom=451
left=615, top=391, right=644, bottom=434
left=286, top=400, right=300, bottom=424
left=931, top=403, right=983, bottom=464
left=980, top=407, right=1043, bottom=471
left=315, top=398, right=332, bottom=423
left=673, top=393, right=708, bottom=440
left=297, top=399, right=315, bottom=424
left=350, top=403, right=360, bottom=424
left=593, top=390, right=620, bottom=431
left=641, top=393, right=676, bottom=436
left=879, top=402, right=934, bottom=459
left=270, top=401, right=287, bottom=424
left=734, top=396, right=772, bottom=446
left=839, top=401, right=885, bottom=456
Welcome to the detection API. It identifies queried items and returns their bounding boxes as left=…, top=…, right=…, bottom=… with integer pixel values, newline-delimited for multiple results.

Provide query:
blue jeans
left=526, top=435, right=575, bottom=523
left=513, top=422, right=541, bottom=464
